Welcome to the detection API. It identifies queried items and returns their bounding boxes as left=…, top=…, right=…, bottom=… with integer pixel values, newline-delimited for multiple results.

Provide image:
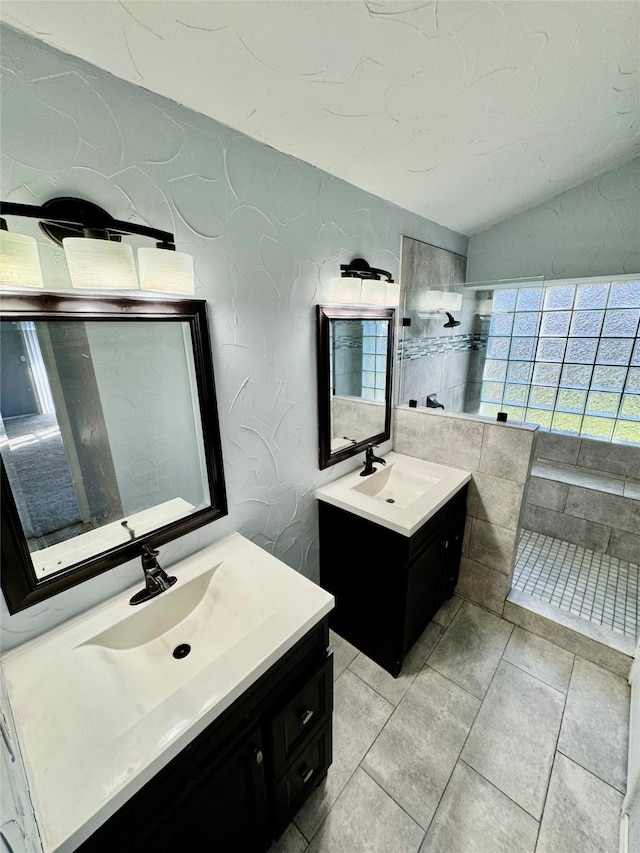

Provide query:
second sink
left=353, top=463, right=439, bottom=508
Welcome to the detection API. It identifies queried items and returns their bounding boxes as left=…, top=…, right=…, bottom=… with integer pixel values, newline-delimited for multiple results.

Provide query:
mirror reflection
left=0, top=317, right=209, bottom=578
left=330, top=318, right=388, bottom=451
left=317, top=305, right=394, bottom=469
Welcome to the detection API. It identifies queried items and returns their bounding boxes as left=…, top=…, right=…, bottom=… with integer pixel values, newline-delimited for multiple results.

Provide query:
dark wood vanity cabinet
left=77, top=618, right=333, bottom=853
left=319, top=485, right=467, bottom=677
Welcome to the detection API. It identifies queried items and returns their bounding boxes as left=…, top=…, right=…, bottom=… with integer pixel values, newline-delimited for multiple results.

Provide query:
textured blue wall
left=466, top=158, right=640, bottom=283
left=0, top=25, right=467, bottom=648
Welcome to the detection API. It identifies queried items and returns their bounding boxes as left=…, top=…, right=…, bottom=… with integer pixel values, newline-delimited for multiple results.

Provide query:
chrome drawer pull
left=254, top=748, right=264, bottom=766
left=300, top=766, right=314, bottom=784
left=300, top=708, right=314, bottom=726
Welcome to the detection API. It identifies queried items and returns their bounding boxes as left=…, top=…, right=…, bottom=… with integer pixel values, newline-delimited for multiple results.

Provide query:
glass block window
left=479, top=280, right=640, bottom=445
left=361, top=320, right=388, bottom=402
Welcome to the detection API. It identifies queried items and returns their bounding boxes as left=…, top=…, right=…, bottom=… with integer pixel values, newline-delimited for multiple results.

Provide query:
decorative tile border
left=398, top=333, right=487, bottom=361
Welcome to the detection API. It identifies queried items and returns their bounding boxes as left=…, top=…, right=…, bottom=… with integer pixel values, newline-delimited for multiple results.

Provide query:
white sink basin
left=315, top=451, right=471, bottom=536
left=82, top=565, right=222, bottom=651
left=352, top=463, right=439, bottom=508
left=75, top=561, right=280, bottom=718
left=1, top=533, right=334, bottom=853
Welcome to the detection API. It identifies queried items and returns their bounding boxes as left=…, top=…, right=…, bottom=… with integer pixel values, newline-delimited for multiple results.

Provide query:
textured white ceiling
left=2, top=1, right=638, bottom=235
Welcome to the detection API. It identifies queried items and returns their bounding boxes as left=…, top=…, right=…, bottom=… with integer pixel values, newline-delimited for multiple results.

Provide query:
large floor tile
left=536, top=753, right=624, bottom=853
left=557, top=656, right=630, bottom=792
left=362, top=667, right=480, bottom=829
left=502, top=627, right=574, bottom=693
left=305, top=768, right=424, bottom=853
left=268, top=822, right=308, bottom=853
left=427, top=601, right=513, bottom=699
left=329, top=630, right=358, bottom=680
left=420, top=761, right=539, bottom=853
left=348, top=621, right=443, bottom=706
left=294, top=669, right=393, bottom=840
left=461, top=660, right=564, bottom=819
left=432, top=595, right=463, bottom=628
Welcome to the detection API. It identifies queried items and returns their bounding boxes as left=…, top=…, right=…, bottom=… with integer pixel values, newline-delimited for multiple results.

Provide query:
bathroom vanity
left=315, top=452, right=470, bottom=676
left=1, top=534, right=334, bottom=853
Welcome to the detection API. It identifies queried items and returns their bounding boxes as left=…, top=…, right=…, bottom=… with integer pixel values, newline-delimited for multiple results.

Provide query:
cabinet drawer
left=273, top=720, right=332, bottom=833
left=271, top=654, right=333, bottom=778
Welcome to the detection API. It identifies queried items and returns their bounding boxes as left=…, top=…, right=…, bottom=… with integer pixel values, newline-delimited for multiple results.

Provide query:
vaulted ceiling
left=2, top=1, right=638, bottom=235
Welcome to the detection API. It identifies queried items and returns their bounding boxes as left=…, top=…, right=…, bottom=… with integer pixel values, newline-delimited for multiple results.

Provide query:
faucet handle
left=143, top=545, right=159, bottom=557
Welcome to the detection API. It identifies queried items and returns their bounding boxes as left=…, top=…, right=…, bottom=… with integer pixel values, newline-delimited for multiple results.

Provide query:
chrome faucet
left=360, top=443, right=386, bottom=477
left=130, top=545, right=177, bottom=605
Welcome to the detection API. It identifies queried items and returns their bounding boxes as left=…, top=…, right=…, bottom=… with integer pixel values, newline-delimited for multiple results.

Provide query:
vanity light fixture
left=0, top=197, right=195, bottom=295
left=340, top=257, right=394, bottom=283
left=333, top=257, right=399, bottom=306
left=0, top=218, right=44, bottom=289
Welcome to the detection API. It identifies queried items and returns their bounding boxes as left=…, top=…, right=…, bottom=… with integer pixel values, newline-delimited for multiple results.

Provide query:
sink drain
left=173, top=643, right=191, bottom=659
left=386, top=498, right=396, bottom=504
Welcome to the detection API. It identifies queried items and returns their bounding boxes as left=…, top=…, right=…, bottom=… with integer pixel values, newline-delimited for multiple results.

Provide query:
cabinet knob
left=254, top=748, right=264, bottom=766
left=299, top=765, right=314, bottom=784
left=299, top=708, right=314, bottom=727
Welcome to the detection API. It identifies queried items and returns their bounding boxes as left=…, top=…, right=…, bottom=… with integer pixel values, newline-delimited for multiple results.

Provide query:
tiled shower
left=516, top=430, right=639, bottom=643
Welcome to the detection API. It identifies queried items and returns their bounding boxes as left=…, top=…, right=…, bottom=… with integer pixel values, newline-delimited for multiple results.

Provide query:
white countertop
left=1, top=533, right=334, bottom=853
left=314, top=451, right=471, bottom=536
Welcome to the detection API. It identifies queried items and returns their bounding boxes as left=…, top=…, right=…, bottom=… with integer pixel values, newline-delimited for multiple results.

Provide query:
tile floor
left=269, top=598, right=630, bottom=853
left=513, top=528, right=639, bottom=641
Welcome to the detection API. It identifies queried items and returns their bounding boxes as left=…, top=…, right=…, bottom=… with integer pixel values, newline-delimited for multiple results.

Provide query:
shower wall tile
left=565, top=486, right=640, bottom=535
left=577, top=436, right=640, bottom=478
left=608, top=528, right=640, bottom=564
left=535, top=432, right=581, bottom=466
left=526, top=476, right=569, bottom=512
left=523, top=430, right=640, bottom=565
left=521, top=504, right=612, bottom=553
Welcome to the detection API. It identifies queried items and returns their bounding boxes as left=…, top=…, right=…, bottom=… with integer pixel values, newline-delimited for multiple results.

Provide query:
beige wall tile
left=394, top=408, right=484, bottom=470
left=468, top=473, right=524, bottom=531
left=480, top=423, right=536, bottom=483
left=456, top=557, right=510, bottom=615
left=468, top=518, right=517, bottom=575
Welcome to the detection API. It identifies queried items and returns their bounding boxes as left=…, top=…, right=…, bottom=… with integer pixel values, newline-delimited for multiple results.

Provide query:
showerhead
left=443, top=311, right=460, bottom=328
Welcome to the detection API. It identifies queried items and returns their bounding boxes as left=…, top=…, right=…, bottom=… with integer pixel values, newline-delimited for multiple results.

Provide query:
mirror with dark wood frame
left=316, top=305, right=395, bottom=470
left=0, top=293, right=227, bottom=613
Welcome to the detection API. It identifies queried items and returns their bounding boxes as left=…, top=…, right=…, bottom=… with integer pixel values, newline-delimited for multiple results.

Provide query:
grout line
left=532, top=653, right=575, bottom=849
left=358, top=766, right=427, bottom=847
left=554, top=747, right=627, bottom=795
left=457, top=757, right=542, bottom=824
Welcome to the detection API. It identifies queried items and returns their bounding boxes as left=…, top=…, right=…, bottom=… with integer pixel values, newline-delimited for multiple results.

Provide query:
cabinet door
left=442, top=511, right=466, bottom=599
left=148, top=726, right=271, bottom=853
left=403, top=534, right=444, bottom=659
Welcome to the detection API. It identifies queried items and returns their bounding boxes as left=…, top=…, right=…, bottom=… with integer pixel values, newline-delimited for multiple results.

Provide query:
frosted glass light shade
left=138, top=247, right=194, bottom=295
left=0, top=231, right=44, bottom=289
left=331, top=276, right=362, bottom=303
left=385, top=283, right=401, bottom=306
left=361, top=279, right=388, bottom=305
left=64, top=237, right=137, bottom=290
